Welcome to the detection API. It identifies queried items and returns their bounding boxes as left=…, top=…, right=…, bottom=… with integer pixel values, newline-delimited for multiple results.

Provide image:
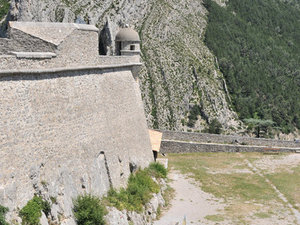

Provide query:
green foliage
left=147, top=162, right=167, bottom=179
left=244, top=118, right=275, bottom=137
left=208, top=118, right=222, bottom=134
left=187, top=105, right=201, bottom=128
left=0, top=205, right=9, bottom=225
left=0, top=0, right=9, bottom=21
left=204, top=0, right=300, bottom=133
left=73, top=194, right=106, bottom=225
left=19, top=195, right=50, bottom=225
left=106, top=167, right=161, bottom=212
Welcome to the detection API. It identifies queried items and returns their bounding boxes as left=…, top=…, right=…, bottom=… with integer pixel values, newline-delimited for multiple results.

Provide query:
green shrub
left=19, top=195, right=50, bottom=225
left=106, top=168, right=160, bottom=212
left=0, top=205, right=9, bottom=225
left=208, top=119, right=222, bottom=134
left=0, top=0, right=10, bottom=21
left=73, top=194, right=106, bottom=225
left=147, top=162, right=167, bottom=179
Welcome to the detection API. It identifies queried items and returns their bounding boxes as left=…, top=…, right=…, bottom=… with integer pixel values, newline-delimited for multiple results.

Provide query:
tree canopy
left=204, top=0, right=300, bottom=134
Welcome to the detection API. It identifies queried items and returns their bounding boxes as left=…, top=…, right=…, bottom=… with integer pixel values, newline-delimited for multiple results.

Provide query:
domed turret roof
left=116, top=28, right=140, bottom=42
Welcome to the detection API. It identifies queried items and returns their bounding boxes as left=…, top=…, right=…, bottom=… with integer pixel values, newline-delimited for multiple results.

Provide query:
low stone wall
left=0, top=38, right=12, bottom=54
left=161, top=140, right=300, bottom=154
left=161, top=130, right=300, bottom=148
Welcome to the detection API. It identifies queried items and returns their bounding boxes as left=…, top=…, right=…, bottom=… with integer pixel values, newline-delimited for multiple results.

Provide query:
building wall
left=0, top=67, right=153, bottom=224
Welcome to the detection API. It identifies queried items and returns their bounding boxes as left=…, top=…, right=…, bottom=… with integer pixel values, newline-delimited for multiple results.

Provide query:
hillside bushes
left=105, top=162, right=167, bottom=212
left=0, top=205, right=9, bottom=225
left=73, top=195, right=106, bottom=225
left=19, top=196, right=50, bottom=225
left=0, top=0, right=9, bottom=21
left=204, top=0, right=300, bottom=133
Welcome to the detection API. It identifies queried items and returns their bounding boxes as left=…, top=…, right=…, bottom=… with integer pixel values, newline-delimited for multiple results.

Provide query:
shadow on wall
left=99, top=21, right=112, bottom=55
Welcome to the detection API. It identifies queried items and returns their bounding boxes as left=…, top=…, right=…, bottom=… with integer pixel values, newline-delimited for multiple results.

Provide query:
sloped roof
left=9, top=22, right=98, bottom=46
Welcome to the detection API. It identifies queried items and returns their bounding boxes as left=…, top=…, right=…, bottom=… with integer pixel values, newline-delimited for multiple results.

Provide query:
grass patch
left=168, top=152, right=293, bottom=223
left=266, top=165, right=300, bottom=209
left=254, top=212, right=271, bottom=219
left=105, top=163, right=167, bottom=212
left=205, top=214, right=224, bottom=222
left=168, top=153, right=277, bottom=202
left=147, top=162, right=167, bottom=179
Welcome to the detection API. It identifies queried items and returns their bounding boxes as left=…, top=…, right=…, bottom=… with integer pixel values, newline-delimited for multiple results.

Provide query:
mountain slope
left=204, top=0, right=300, bottom=134
left=0, top=0, right=241, bottom=132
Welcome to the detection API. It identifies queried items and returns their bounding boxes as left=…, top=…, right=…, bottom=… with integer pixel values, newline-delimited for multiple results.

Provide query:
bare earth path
left=154, top=170, right=227, bottom=225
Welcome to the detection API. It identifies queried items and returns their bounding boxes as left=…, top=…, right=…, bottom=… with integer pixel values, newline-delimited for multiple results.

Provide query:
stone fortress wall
left=0, top=22, right=153, bottom=225
left=160, top=130, right=300, bottom=154
left=0, top=22, right=140, bottom=71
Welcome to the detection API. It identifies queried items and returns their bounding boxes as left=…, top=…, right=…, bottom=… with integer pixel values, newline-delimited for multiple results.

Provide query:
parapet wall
left=161, top=141, right=299, bottom=154
left=160, top=130, right=300, bottom=154
left=161, top=130, right=300, bottom=147
left=0, top=66, right=153, bottom=224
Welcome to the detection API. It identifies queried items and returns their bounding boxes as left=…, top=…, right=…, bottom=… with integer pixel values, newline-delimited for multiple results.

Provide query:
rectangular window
left=130, top=45, right=135, bottom=50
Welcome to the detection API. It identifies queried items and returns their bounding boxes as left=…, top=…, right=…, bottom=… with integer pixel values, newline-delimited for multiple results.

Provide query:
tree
left=244, top=118, right=274, bottom=138
left=208, top=118, right=222, bottom=134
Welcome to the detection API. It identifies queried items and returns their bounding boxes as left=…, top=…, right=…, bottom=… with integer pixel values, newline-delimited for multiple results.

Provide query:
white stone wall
left=0, top=67, right=153, bottom=224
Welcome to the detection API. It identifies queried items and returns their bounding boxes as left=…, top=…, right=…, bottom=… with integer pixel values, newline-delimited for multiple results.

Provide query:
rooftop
left=116, top=28, right=140, bottom=42
left=9, top=22, right=98, bottom=46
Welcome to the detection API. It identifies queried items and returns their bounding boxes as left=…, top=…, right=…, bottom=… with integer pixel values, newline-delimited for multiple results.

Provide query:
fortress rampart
left=160, top=130, right=300, bottom=153
left=161, top=130, right=300, bottom=148
left=0, top=22, right=153, bottom=224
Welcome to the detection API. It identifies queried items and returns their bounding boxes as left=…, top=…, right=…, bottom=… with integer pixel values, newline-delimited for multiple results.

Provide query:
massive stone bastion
left=0, top=22, right=153, bottom=224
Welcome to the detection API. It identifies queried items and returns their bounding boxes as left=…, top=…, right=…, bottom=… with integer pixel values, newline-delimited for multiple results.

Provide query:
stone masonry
left=160, top=130, right=300, bottom=154
left=0, top=22, right=153, bottom=224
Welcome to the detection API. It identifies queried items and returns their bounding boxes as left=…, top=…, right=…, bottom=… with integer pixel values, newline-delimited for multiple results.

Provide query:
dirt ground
left=154, top=153, right=300, bottom=225
left=154, top=170, right=228, bottom=225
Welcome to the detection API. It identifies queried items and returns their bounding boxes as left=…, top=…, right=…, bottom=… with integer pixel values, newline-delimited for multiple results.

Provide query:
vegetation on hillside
left=204, top=0, right=300, bottom=134
left=0, top=205, right=9, bottom=225
left=0, top=0, right=9, bottom=21
left=73, top=195, right=106, bottom=225
left=105, top=162, right=167, bottom=212
left=19, top=195, right=50, bottom=225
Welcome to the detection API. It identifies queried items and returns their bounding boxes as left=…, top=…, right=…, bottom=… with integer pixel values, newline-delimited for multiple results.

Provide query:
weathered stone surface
left=105, top=207, right=129, bottom=225
left=40, top=212, right=48, bottom=225
left=0, top=67, right=153, bottom=223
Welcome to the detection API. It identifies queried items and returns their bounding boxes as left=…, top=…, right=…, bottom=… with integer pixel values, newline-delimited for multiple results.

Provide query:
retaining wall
left=161, top=130, right=300, bottom=148
left=161, top=140, right=299, bottom=154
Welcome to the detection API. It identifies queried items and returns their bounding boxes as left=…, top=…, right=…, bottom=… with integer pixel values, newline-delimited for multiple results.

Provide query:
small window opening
left=130, top=45, right=135, bottom=50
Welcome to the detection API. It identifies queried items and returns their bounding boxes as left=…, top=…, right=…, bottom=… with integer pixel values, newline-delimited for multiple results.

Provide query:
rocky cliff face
left=2, top=0, right=241, bottom=132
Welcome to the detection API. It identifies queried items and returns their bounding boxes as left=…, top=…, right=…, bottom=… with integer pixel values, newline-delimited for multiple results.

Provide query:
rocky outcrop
left=1, top=0, right=242, bottom=133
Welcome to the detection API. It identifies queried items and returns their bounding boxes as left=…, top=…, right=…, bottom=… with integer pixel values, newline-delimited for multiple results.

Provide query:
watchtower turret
left=115, top=26, right=140, bottom=56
